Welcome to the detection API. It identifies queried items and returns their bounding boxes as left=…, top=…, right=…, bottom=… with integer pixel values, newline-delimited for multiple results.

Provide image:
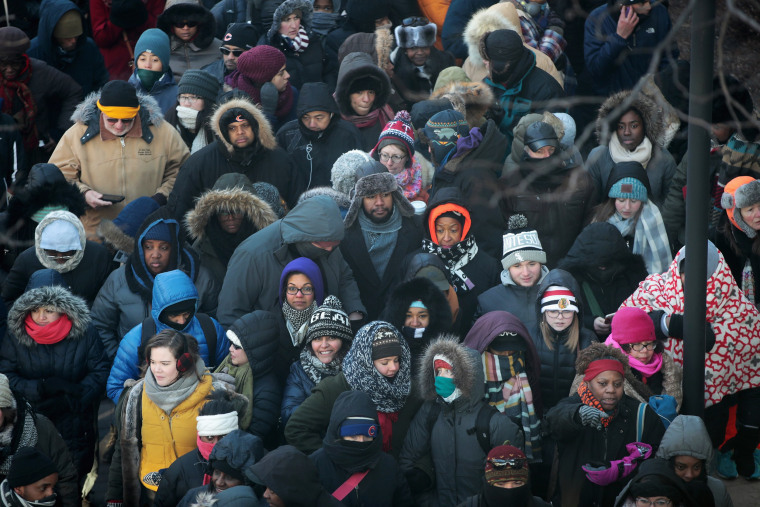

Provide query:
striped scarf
left=288, top=26, right=310, bottom=52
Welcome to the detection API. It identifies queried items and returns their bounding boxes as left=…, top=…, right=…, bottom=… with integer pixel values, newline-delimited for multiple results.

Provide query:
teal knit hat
left=135, top=28, right=171, bottom=71
left=608, top=177, right=648, bottom=202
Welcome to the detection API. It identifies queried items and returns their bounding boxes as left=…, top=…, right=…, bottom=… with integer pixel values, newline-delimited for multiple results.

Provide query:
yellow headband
left=97, top=100, right=140, bottom=119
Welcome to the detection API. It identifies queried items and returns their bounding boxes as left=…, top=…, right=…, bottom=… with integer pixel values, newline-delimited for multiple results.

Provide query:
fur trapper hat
left=268, top=0, right=313, bottom=39
left=344, top=172, right=415, bottom=227
left=722, top=176, right=760, bottom=238
left=394, top=22, right=436, bottom=49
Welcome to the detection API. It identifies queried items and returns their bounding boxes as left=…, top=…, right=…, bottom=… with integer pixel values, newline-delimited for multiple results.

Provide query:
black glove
left=405, top=468, right=433, bottom=495
left=150, top=193, right=167, bottom=206
left=546, top=11, right=565, bottom=32
left=260, top=82, right=279, bottom=118
left=350, top=316, right=366, bottom=336
left=667, top=314, right=684, bottom=338
left=577, top=405, right=608, bottom=430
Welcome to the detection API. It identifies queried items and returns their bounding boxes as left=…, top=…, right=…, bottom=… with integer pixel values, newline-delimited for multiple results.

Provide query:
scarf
left=607, top=202, right=672, bottom=274
left=311, top=12, right=340, bottom=35
left=0, top=56, right=39, bottom=151
left=282, top=301, right=317, bottom=347
left=224, top=72, right=295, bottom=121
left=300, top=346, right=343, bottom=386
left=0, top=480, right=56, bottom=507
left=394, top=159, right=423, bottom=200
left=286, top=26, right=310, bottom=52
left=0, top=407, right=38, bottom=476
left=603, top=336, right=663, bottom=378
left=358, top=205, right=402, bottom=280
left=421, top=235, right=479, bottom=292
left=376, top=411, right=398, bottom=452
left=609, top=134, right=653, bottom=168
left=341, top=103, right=394, bottom=129
left=577, top=382, right=614, bottom=428
left=214, top=357, right=254, bottom=429
left=144, top=359, right=204, bottom=414
left=24, top=314, right=72, bottom=345
left=483, top=352, right=541, bottom=460
left=176, top=105, right=199, bottom=131
left=324, top=434, right=382, bottom=473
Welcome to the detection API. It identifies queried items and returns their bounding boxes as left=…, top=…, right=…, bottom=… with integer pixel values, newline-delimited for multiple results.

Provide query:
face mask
left=136, top=68, right=163, bottom=91
left=401, top=326, right=425, bottom=340
left=339, top=439, right=374, bottom=450
left=296, top=241, right=331, bottom=259
left=23, top=493, right=58, bottom=507
left=525, top=1, right=547, bottom=18
left=483, top=481, right=531, bottom=506
left=176, top=105, right=200, bottom=130
left=435, top=376, right=456, bottom=398
left=196, top=434, right=215, bottom=460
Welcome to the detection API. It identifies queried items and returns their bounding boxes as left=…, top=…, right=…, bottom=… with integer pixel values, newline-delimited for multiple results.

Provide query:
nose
left=175, top=315, right=188, bottom=325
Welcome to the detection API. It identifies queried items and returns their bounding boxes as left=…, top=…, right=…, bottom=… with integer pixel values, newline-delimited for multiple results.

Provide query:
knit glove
left=582, top=442, right=652, bottom=486
left=577, top=405, right=608, bottom=430
left=260, top=82, right=279, bottom=118
left=667, top=314, right=716, bottom=351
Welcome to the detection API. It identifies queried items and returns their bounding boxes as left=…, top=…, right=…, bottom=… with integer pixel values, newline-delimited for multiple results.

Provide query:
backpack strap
left=636, top=402, right=647, bottom=442
left=425, top=402, right=442, bottom=436
left=332, top=469, right=370, bottom=501
left=138, top=317, right=157, bottom=366
left=581, top=280, right=604, bottom=318
left=195, top=313, right=217, bottom=367
left=468, top=404, right=499, bottom=455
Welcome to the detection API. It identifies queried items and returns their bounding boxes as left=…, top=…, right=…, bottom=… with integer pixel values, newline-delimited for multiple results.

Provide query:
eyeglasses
left=379, top=153, right=407, bottom=163
left=178, top=94, right=203, bottom=104
left=286, top=285, right=314, bottom=295
left=628, top=342, right=656, bottom=352
left=173, top=21, right=198, bottom=28
left=635, top=499, right=672, bottom=507
left=44, top=250, right=76, bottom=261
left=105, top=117, right=135, bottom=125
left=488, top=457, right=526, bottom=469
left=220, top=47, right=245, bottom=57
left=402, top=16, right=429, bottom=27
left=545, top=310, right=575, bottom=318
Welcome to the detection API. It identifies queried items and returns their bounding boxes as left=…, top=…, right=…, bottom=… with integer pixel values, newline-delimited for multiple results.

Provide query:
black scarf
left=205, top=215, right=258, bottom=268
left=323, top=437, right=382, bottom=473
left=421, top=235, right=479, bottom=292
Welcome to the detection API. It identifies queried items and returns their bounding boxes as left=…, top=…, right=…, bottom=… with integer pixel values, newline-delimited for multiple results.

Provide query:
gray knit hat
left=179, top=69, right=221, bottom=102
left=0, top=27, right=29, bottom=57
left=343, top=172, right=415, bottom=227
left=501, top=214, right=546, bottom=270
left=331, top=150, right=373, bottom=197
left=0, top=374, right=13, bottom=408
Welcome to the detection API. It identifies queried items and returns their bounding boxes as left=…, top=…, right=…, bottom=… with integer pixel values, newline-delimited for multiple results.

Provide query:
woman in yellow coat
left=106, top=329, right=216, bottom=506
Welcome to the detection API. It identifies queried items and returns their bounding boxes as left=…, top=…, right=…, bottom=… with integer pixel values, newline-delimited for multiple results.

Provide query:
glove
left=150, top=193, right=167, bottom=206
left=350, top=316, right=366, bottom=336
left=260, top=82, right=279, bottom=118
left=582, top=442, right=652, bottom=486
left=667, top=314, right=684, bottom=338
left=577, top=405, right=608, bottom=430
left=40, top=377, right=67, bottom=396
left=405, top=468, right=433, bottom=495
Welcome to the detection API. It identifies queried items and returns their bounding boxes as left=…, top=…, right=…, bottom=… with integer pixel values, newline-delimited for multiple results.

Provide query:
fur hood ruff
left=8, top=286, right=91, bottom=347
left=417, top=335, right=481, bottom=406
left=431, top=81, right=495, bottom=129
left=185, top=186, right=278, bottom=239
left=210, top=98, right=277, bottom=154
left=596, top=86, right=679, bottom=148
left=464, top=4, right=520, bottom=68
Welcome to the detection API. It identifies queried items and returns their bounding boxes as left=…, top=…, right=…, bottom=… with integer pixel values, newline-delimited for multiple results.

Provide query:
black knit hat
left=7, top=447, right=58, bottom=488
left=109, top=0, right=149, bottom=29
left=219, top=107, right=258, bottom=143
left=179, top=69, right=221, bottom=102
left=0, top=27, right=30, bottom=57
left=223, top=23, right=258, bottom=50
left=371, top=326, right=403, bottom=360
left=305, top=295, right=353, bottom=344
left=99, top=80, right=139, bottom=108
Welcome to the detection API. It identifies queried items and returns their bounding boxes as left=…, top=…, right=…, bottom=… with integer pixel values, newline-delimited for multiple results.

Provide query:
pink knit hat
left=608, top=306, right=655, bottom=345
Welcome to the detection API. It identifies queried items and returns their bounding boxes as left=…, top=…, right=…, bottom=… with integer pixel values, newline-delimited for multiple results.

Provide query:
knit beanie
left=394, top=22, right=437, bottom=49
left=112, top=196, right=161, bottom=239
left=135, top=28, right=171, bottom=71
left=0, top=374, right=12, bottom=408
left=179, top=69, right=221, bottom=102
left=223, top=23, right=258, bottom=50
left=608, top=306, right=655, bottom=345
left=540, top=286, right=579, bottom=314
left=501, top=214, right=546, bottom=270
left=210, top=458, right=246, bottom=483
left=253, top=182, right=285, bottom=218
left=721, top=176, right=760, bottom=238
left=305, top=295, right=353, bottom=344
left=609, top=177, right=648, bottom=202
left=236, top=45, right=286, bottom=85
left=53, top=10, right=83, bottom=39
left=0, top=27, right=30, bottom=57
left=485, top=445, right=529, bottom=486
left=7, top=447, right=58, bottom=488
left=99, top=80, right=139, bottom=109
left=489, top=332, right=526, bottom=352
left=109, top=0, right=149, bottom=29
left=218, top=107, right=258, bottom=143
left=143, top=221, right=172, bottom=242
left=371, top=326, right=403, bottom=360
left=423, top=109, right=470, bottom=165
left=371, top=110, right=415, bottom=168
left=629, top=477, right=683, bottom=504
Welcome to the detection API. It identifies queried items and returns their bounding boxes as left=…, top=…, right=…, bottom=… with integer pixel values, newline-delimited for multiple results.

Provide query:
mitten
left=619, top=442, right=653, bottom=479
left=260, top=82, right=279, bottom=118
left=577, top=405, right=608, bottom=430
left=582, top=442, right=652, bottom=486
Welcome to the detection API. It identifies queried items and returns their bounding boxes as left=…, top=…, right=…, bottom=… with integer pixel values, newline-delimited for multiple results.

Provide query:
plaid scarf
left=421, top=235, right=478, bottom=292
left=577, top=382, right=613, bottom=428
left=0, top=55, right=39, bottom=151
left=607, top=201, right=672, bottom=275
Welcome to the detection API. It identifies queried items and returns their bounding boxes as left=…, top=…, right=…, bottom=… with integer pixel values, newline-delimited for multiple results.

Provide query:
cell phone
left=100, top=194, right=125, bottom=203
left=604, top=312, right=616, bottom=324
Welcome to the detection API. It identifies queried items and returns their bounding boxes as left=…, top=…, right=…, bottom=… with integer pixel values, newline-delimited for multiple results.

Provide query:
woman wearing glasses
left=165, top=70, right=221, bottom=153
left=156, top=0, right=222, bottom=80
left=128, top=29, right=178, bottom=115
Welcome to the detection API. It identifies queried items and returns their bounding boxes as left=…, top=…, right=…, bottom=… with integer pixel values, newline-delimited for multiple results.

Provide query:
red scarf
left=376, top=411, right=398, bottom=452
left=0, top=55, right=39, bottom=151
left=341, top=103, right=394, bottom=129
left=577, top=382, right=613, bottom=428
left=24, top=314, right=72, bottom=345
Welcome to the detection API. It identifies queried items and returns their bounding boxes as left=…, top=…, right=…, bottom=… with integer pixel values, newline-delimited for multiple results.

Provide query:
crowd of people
left=0, top=0, right=758, bottom=506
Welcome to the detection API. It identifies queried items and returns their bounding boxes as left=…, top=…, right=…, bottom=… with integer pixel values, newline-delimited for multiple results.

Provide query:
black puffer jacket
left=557, top=222, right=648, bottom=336
left=0, top=270, right=108, bottom=479
left=528, top=269, right=597, bottom=410
left=153, top=449, right=206, bottom=507
left=276, top=82, right=363, bottom=196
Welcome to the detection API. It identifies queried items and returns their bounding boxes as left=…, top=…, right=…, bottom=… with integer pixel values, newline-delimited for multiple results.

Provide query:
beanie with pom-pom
left=501, top=214, right=546, bottom=270
left=304, top=295, right=353, bottom=344
left=370, top=110, right=415, bottom=168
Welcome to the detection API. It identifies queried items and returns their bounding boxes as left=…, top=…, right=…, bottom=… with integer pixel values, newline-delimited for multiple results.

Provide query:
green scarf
left=215, top=356, right=254, bottom=430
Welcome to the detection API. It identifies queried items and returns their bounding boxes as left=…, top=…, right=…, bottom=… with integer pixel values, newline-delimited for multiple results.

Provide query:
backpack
left=425, top=401, right=499, bottom=455
left=137, top=313, right=217, bottom=367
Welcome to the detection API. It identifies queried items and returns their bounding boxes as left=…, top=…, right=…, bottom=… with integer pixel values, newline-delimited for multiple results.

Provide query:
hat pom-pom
left=322, top=295, right=344, bottom=311
left=395, top=110, right=412, bottom=123
left=508, top=214, right=528, bottom=231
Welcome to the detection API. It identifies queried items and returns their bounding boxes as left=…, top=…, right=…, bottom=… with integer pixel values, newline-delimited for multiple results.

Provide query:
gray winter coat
left=655, top=415, right=733, bottom=507
left=217, top=195, right=366, bottom=327
left=400, top=336, right=524, bottom=507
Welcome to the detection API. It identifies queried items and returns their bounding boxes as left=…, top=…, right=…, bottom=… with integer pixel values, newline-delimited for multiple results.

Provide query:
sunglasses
left=402, top=16, right=429, bottom=27
left=105, top=117, right=135, bottom=125
left=220, top=47, right=245, bottom=57
left=173, top=21, right=198, bottom=28
left=488, top=458, right=526, bottom=469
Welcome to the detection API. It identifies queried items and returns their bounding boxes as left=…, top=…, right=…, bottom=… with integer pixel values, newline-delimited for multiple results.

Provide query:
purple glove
left=582, top=442, right=653, bottom=486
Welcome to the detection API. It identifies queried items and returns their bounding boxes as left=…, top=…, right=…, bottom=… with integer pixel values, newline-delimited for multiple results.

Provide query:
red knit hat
left=485, top=445, right=529, bottom=485
left=236, top=45, right=286, bottom=85
left=370, top=110, right=415, bottom=168
left=608, top=306, right=655, bottom=345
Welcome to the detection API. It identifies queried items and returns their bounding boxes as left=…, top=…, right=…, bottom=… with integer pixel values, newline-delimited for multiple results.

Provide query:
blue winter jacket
left=106, top=269, right=228, bottom=403
left=281, top=361, right=315, bottom=426
left=128, top=68, right=179, bottom=116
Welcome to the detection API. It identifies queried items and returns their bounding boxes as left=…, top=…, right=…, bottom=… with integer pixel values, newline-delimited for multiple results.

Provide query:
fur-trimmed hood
left=596, top=89, right=671, bottom=148
left=210, top=98, right=277, bottom=154
left=185, top=187, right=278, bottom=240
left=431, top=81, right=495, bottom=129
left=8, top=284, right=91, bottom=347
left=381, top=276, right=453, bottom=346
left=71, top=89, right=164, bottom=145
left=343, top=172, right=415, bottom=227
left=158, top=0, right=217, bottom=50
left=463, top=4, right=520, bottom=68
left=34, top=210, right=86, bottom=273
left=417, top=335, right=484, bottom=408
left=267, top=0, right=313, bottom=40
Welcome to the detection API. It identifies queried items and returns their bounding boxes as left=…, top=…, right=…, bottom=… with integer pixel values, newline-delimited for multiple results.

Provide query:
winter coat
left=152, top=449, right=206, bottom=507
left=90, top=0, right=165, bottom=81
left=613, top=458, right=715, bottom=507
left=107, top=269, right=228, bottom=404
left=128, top=67, right=179, bottom=116
left=28, top=0, right=109, bottom=95
left=91, top=208, right=220, bottom=360
left=584, top=2, right=677, bottom=96
left=276, top=82, right=363, bottom=196
left=441, top=0, right=494, bottom=59
left=210, top=0, right=251, bottom=40
left=217, top=195, right=366, bottom=327
left=0, top=113, right=25, bottom=194
left=324, top=0, right=387, bottom=64
left=167, top=97, right=298, bottom=221
left=342, top=212, right=422, bottom=321
left=654, top=415, right=733, bottom=507
left=0, top=163, right=86, bottom=273
left=391, top=46, right=455, bottom=107
left=199, top=57, right=227, bottom=86
left=529, top=269, right=597, bottom=410
left=1, top=210, right=112, bottom=307
left=0, top=278, right=108, bottom=479
left=281, top=361, right=314, bottom=426
left=259, top=0, right=337, bottom=90
left=0, top=394, right=79, bottom=507
left=400, top=337, right=524, bottom=507
left=48, top=91, right=190, bottom=238
left=185, top=179, right=278, bottom=288
left=474, top=266, right=549, bottom=331
left=310, top=390, right=414, bottom=507
left=557, top=222, right=648, bottom=334
left=428, top=119, right=508, bottom=260
left=157, top=0, right=223, bottom=80
left=458, top=491, right=551, bottom=507
left=545, top=393, right=665, bottom=507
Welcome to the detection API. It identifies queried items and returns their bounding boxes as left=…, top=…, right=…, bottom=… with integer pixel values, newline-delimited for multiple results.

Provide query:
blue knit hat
left=608, top=177, right=648, bottom=202
left=143, top=220, right=172, bottom=242
left=423, top=109, right=469, bottom=165
left=135, top=28, right=171, bottom=71
left=112, top=197, right=161, bottom=238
